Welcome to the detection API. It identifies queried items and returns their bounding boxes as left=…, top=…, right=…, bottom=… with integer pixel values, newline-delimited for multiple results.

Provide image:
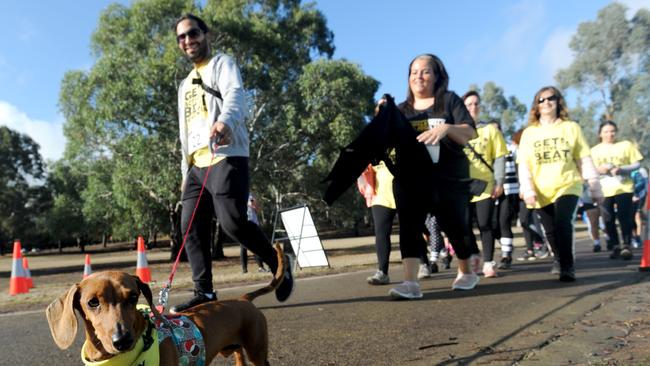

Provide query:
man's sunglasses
left=177, top=28, right=202, bottom=43
left=537, top=95, right=558, bottom=104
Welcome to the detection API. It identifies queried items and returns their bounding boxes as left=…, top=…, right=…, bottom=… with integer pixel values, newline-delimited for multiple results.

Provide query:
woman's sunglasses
left=537, top=95, right=558, bottom=104
left=177, top=28, right=202, bottom=43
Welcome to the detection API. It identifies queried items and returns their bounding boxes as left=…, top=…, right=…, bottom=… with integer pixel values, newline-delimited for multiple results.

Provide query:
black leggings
left=498, top=195, right=518, bottom=240
left=181, top=158, right=278, bottom=293
left=519, top=201, right=544, bottom=251
left=467, top=198, right=497, bottom=262
left=600, top=193, right=634, bottom=247
left=371, top=205, right=396, bottom=273
left=535, top=195, right=579, bottom=270
left=395, top=181, right=472, bottom=260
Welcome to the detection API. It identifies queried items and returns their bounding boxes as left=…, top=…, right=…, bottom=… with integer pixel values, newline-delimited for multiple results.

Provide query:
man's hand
left=210, top=122, right=232, bottom=147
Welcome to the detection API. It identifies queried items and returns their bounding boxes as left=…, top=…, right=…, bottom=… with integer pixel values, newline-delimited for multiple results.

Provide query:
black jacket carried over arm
left=323, top=94, right=471, bottom=205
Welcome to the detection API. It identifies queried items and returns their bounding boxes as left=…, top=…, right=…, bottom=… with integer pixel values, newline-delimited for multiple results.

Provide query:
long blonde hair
left=527, top=86, right=569, bottom=126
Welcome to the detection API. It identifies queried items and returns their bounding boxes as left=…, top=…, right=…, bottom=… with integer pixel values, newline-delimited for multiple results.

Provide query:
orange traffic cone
left=136, top=236, right=151, bottom=283
left=9, top=240, right=29, bottom=295
left=83, top=254, right=93, bottom=279
left=23, top=257, right=34, bottom=289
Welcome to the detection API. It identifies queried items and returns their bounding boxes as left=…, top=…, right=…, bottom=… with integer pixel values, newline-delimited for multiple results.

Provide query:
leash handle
left=157, top=281, right=171, bottom=312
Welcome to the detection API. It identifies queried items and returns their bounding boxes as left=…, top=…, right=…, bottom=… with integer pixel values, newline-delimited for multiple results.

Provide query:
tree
left=467, top=82, right=528, bottom=137
left=57, top=0, right=373, bottom=249
left=0, top=126, right=48, bottom=246
left=556, top=3, right=650, bottom=156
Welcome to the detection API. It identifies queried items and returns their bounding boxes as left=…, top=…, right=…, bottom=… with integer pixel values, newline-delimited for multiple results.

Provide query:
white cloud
left=539, top=28, right=574, bottom=84
left=617, top=0, right=650, bottom=17
left=0, top=101, right=65, bottom=162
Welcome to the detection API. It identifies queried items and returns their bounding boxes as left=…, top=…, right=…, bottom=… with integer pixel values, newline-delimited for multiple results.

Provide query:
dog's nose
left=112, top=324, right=134, bottom=351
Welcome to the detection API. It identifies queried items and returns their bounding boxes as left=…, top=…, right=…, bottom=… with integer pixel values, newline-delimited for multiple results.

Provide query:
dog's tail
left=241, top=243, right=286, bottom=302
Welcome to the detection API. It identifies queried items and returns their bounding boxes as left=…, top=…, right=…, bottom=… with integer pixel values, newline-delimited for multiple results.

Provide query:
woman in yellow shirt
left=517, top=86, right=602, bottom=282
left=591, top=121, right=643, bottom=260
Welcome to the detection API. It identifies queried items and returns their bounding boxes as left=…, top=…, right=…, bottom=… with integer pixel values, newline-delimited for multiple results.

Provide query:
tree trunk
left=169, top=203, right=187, bottom=262
left=102, top=233, right=107, bottom=248
left=58, top=240, right=63, bottom=254
left=77, top=237, right=85, bottom=254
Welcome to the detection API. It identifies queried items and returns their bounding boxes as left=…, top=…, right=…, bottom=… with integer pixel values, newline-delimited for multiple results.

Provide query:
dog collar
left=81, top=320, right=159, bottom=366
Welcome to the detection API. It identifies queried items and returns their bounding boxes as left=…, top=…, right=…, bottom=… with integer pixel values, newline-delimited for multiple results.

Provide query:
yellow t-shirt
left=180, top=63, right=224, bottom=168
left=517, top=120, right=590, bottom=208
left=591, top=141, right=643, bottom=197
left=371, top=161, right=396, bottom=209
left=464, top=124, right=508, bottom=202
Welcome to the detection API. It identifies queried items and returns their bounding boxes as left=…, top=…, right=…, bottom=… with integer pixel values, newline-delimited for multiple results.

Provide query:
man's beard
left=189, top=41, right=209, bottom=63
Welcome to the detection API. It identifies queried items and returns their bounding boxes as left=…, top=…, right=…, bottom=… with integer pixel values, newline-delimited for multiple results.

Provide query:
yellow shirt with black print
left=180, top=62, right=224, bottom=168
left=517, top=120, right=591, bottom=208
left=464, top=123, right=508, bottom=202
left=591, top=141, right=643, bottom=197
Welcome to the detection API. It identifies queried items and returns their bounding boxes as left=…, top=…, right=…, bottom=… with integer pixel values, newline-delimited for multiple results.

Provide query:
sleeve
left=448, top=92, right=476, bottom=129
left=626, top=141, right=644, bottom=164
left=213, top=55, right=247, bottom=129
left=572, top=122, right=592, bottom=160
left=178, top=79, right=190, bottom=182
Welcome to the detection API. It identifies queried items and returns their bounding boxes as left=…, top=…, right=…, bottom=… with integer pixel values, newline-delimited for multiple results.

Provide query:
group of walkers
left=171, top=12, right=646, bottom=307
left=359, top=55, right=646, bottom=299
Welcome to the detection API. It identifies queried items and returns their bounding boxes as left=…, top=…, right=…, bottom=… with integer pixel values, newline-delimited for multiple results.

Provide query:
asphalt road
left=1, top=235, right=648, bottom=366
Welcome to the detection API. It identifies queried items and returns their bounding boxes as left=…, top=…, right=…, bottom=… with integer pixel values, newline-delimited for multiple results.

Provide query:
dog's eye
left=87, top=298, right=100, bottom=308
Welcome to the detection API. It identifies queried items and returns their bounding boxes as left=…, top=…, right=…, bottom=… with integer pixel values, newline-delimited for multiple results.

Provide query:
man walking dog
left=173, top=13, right=293, bottom=313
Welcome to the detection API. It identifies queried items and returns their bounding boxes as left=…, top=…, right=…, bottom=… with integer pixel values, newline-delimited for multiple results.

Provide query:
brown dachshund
left=46, top=243, right=286, bottom=366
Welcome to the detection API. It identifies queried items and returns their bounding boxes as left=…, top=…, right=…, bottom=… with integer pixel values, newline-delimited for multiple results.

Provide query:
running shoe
left=388, top=281, right=423, bottom=299
left=483, top=261, right=498, bottom=278
left=620, top=246, right=633, bottom=260
left=367, top=270, right=390, bottom=285
left=497, top=256, right=512, bottom=270
left=452, top=272, right=480, bottom=290
left=550, top=260, right=561, bottom=275
left=417, top=263, right=432, bottom=279
left=517, top=250, right=536, bottom=261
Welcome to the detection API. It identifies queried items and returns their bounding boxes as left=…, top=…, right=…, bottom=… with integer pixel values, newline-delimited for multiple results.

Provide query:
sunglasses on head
left=537, top=95, right=558, bottom=104
left=177, top=28, right=202, bottom=43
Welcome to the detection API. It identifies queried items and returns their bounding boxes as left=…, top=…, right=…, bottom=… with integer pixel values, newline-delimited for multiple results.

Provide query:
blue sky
left=0, top=0, right=648, bottom=162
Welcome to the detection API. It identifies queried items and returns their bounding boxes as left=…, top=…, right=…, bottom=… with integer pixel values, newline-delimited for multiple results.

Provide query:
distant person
left=518, top=86, right=602, bottom=282
left=462, top=91, right=508, bottom=278
left=172, top=13, right=293, bottom=313
left=591, top=121, right=643, bottom=260
left=631, top=167, right=648, bottom=248
left=577, top=183, right=603, bottom=252
left=240, top=194, right=269, bottom=273
left=357, top=161, right=397, bottom=285
left=380, top=53, right=478, bottom=299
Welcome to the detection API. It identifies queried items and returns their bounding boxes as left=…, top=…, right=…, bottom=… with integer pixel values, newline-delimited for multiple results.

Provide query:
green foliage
left=0, top=126, right=48, bottom=245
left=50, top=0, right=372, bottom=246
left=467, top=81, right=528, bottom=138
left=556, top=3, right=650, bottom=157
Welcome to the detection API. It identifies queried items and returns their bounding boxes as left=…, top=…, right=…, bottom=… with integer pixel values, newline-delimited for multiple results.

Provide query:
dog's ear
left=46, top=283, right=80, bottom=350
left=133, top=275, right=163, bottom=319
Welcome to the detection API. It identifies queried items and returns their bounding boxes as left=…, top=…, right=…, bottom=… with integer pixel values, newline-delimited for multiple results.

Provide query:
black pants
left=395, top=180, right=472, bottom=260
left=519, top=201, right=544, bottom=251
left=240, top=243, right=264, bottom=271
left=535, top=195, right=579, bottom=270
left=181, top=157, right=278, bottom=293
left=601, top=193, right=634, bottom=247
left=371, top=205, right=396, bottom=274
left=467, top=198, right=497, bottom=262
left=498, top=195, right=518, bottom=240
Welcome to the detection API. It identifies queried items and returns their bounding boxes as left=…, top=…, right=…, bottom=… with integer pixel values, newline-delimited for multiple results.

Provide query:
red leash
left=158, top=140, right=221, bottom=312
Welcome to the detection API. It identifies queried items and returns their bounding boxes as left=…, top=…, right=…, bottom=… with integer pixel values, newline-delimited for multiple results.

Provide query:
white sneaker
left=452, top=272, right=480, bottom=290
left=388, top=281, right=423, bottom=299
left=417, top=264, right=432, bottom=279
left=483, top=261, right=498, bottom=278
left=366, top=270, right=390, bottom=285
left=469, top=254, right=482, bottom=274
